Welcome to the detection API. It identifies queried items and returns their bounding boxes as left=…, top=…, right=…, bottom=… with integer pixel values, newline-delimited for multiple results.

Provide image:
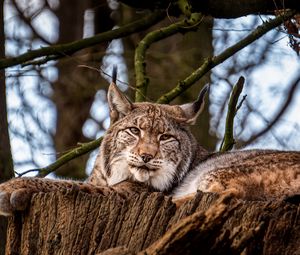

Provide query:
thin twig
left=235, top=95, right=247, bottom=114
left=15, top=168, right=40, bottom=177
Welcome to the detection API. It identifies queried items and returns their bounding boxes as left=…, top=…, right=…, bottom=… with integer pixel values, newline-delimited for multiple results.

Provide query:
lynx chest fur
left=89, top=74, right=300, bottom=200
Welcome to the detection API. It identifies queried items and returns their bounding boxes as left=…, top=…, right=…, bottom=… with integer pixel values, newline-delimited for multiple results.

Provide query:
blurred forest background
left=1, top=1, right=300, bottom=181
left=0, top=0, right=300, bottom=252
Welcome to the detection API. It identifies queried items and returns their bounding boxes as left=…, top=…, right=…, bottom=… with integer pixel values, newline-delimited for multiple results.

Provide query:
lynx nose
left=140, top=153, right=153, bottom=163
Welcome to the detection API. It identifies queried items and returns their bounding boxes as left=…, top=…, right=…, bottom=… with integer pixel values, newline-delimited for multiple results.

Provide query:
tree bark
left=0, top=0, right=15, bottom=254
left=5, top=188, right=300, bottom=255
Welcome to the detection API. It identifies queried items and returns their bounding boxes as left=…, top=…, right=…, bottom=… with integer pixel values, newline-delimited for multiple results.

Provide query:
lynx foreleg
left=0, top=177, right=112, bottom=216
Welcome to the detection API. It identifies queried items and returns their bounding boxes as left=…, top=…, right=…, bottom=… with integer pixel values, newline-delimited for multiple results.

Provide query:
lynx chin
left=89, top=68, right=300, bottom=200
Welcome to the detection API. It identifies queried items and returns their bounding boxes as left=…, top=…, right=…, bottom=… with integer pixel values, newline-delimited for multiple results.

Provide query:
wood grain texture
left=5, top=187, right=300, bottom=255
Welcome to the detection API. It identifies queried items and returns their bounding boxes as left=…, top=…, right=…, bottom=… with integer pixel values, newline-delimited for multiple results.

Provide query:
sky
left=212, top=16, right=300, bottom=150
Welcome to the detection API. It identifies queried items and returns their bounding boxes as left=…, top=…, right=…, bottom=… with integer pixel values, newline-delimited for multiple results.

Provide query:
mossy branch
left=177, top=0, right=192, bottom=17
left=219, top=76, right=245, bottom=152
left=15, top=137, right=103, bottom=178
left=156, top=9, right=296, bottom=104
left=37, top=137, right=103, bottom=177
left=134, top=13, right=203, bottom=102
left=0, top=11, right=165, bottom=70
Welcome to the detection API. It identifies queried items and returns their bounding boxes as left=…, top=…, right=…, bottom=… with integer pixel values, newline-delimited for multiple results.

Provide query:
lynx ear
left=107, top=67, right=133, bottom=125
left=179, top=84, right=209, bottom=124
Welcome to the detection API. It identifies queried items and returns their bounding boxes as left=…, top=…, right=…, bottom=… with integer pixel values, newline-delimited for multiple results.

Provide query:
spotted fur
left=90, top=99, right=205, bottom=192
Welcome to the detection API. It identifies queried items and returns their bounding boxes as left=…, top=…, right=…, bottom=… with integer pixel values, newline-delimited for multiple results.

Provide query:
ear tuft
left=179, top=84, right=209, bottom=124
left=112, top=65, right=117, bottom=84
left=107, top=67, right=132, bottom=125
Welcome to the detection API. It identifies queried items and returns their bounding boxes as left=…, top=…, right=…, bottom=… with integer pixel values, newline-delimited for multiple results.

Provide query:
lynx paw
left=0, top=188, right=33, bottom=216
left=0, top=192, right=13, bottom=216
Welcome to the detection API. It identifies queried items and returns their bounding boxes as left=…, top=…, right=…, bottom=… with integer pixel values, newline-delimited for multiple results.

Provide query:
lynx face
left=91, top=80, right=208, bottom=192
left=105, top=104, right=194, bottom=191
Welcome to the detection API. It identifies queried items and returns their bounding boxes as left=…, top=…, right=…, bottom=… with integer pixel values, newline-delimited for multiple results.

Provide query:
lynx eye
left=129, top=127, right=140, bottom=135
left=159, top=134, right=173, bottom=141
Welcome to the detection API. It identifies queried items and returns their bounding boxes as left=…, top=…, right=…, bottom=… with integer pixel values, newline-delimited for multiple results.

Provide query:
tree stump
left=5, top=189, right=300, bottom=255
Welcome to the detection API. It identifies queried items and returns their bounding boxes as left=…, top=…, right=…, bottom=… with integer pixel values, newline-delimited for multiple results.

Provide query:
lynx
left=89, top=72, right=300, bottom=200
left=0, top=69, right=300, bottom=216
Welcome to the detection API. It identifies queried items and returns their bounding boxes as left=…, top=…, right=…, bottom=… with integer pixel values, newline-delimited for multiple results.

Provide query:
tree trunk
left=5, top=188, right=300, bottom=255
left=53, top=0, right=114, bottom=179
left=0, top=0, right=15, bottom=254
